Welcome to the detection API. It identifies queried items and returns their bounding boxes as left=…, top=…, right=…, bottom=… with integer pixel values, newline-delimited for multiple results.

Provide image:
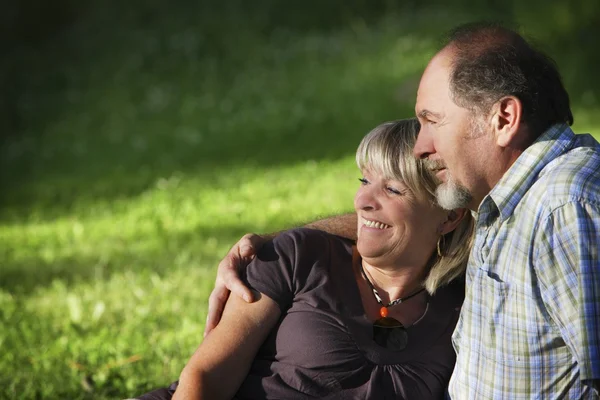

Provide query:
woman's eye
left=386, top=186, right=402, bottom=195
left=358, top=177, right=369, bottom=185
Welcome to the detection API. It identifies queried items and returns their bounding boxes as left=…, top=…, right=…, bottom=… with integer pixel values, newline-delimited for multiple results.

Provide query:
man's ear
left=439, top=208, right=469, bottom=235
left=492, top=96, right=523, bottom=148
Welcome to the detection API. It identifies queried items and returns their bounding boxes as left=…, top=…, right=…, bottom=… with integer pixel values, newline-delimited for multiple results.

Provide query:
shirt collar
left=481, top=123, right=575, bottom=221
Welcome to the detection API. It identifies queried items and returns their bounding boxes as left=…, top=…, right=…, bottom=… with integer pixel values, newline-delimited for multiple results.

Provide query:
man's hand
left=204, top=233, right=267, bottom=337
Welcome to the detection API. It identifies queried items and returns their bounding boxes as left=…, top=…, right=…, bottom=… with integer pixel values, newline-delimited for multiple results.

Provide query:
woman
left=138, top=118, right=474, bottom=399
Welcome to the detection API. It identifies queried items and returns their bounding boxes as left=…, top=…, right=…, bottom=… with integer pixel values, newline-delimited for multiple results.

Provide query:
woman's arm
left=174, top=290, right=281, bottom=400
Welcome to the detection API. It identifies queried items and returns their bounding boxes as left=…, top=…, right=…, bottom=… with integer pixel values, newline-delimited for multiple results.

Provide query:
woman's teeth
left=362, top=218, right=390, bottom=229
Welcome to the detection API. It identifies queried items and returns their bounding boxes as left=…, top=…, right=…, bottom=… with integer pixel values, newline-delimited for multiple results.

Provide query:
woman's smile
left=361, top=217, right=391, bottom=230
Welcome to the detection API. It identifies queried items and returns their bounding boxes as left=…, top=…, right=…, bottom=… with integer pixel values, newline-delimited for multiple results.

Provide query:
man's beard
left=435, top=174, right=472, bottom=210
left=424, top=159, right=472, bottom=210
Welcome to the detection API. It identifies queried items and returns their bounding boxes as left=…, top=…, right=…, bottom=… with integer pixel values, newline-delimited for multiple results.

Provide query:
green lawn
left=1, top=1, right=599, bottom=398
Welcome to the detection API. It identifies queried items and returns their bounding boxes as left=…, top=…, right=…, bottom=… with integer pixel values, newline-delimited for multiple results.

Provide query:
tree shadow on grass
left=0, top=1, right=496, bottom=223
left=1, top=0, right=598, bottom=225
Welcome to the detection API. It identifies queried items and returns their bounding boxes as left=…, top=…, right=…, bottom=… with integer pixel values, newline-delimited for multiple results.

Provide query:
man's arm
left=536, top=201, right=600, bottom=393
left=304, top=212, right=358, bottom=241
left=204, top=212, right=357, bottom=336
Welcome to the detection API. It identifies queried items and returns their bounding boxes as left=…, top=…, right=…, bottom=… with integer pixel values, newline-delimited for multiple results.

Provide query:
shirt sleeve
left=243, top=230, right=297, bottom=312
left=243, top=228, right=334, bottom=312
left=536, top=200, right=600, bottom=384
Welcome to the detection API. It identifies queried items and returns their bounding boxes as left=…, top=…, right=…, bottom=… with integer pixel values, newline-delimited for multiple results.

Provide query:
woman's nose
left=354, top=186, right=379, bottom=211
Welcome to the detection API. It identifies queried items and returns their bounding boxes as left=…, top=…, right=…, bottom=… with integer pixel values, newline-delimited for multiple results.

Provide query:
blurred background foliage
left=1, top=0, right=598, bottom=398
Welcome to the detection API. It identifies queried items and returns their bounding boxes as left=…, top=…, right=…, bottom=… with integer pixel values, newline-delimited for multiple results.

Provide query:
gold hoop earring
left=437, top=235, right=445, bottom=258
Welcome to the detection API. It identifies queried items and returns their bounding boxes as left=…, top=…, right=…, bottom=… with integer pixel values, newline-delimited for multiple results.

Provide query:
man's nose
left=413, top=127, right=434, bottom=159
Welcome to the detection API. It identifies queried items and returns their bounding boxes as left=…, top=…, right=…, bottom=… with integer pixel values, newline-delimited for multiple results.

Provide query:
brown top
left=237, top=228, right=464, bottom=399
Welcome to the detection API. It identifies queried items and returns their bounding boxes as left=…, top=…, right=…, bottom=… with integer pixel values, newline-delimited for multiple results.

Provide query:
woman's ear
left=439, top=208, right=469, bottom=235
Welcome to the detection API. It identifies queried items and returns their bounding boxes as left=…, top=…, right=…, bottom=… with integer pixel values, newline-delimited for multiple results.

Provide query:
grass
left=1, top=1, right=599, bottom=398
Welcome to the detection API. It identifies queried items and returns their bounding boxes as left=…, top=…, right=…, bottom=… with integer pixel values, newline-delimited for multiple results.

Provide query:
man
left=206, top=23, right=600, bottom=398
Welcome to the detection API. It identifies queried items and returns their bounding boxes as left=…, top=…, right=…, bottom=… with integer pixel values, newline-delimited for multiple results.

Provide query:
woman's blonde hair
left=355, top=118, right=474, bottom=294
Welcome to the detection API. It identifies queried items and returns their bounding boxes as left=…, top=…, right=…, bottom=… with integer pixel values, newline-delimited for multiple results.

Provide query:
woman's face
left=354, top=168, right=447, bottom=268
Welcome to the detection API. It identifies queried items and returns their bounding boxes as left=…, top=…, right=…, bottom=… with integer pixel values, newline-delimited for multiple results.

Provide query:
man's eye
left=358, top=178, right=369, bottom=185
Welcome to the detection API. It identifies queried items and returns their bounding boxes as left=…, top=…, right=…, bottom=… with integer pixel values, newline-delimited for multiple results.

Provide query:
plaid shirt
left=449, top=124, right=600, bottom=399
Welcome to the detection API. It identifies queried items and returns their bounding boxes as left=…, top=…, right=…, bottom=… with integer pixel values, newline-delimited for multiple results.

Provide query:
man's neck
left=470, top=147, right=525, bottom=211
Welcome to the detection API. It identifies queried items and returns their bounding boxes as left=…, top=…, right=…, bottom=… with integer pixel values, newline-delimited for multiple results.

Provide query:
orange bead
left=380, top=306, right=388, bottom=318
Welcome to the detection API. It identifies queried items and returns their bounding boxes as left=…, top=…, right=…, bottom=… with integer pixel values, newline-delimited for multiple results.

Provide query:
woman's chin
left=357, top=243, right=385, bottom=261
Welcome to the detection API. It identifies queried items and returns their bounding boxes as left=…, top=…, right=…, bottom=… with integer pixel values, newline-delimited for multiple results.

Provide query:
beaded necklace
left=360, top=262, right=426, bottom=319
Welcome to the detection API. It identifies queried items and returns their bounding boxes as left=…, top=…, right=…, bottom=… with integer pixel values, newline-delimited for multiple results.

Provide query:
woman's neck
left=357, top=253, right=427, bottom=304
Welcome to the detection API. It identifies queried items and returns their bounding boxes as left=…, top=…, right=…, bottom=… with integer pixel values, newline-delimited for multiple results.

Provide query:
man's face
left=413, top=49, right=496, bottom=211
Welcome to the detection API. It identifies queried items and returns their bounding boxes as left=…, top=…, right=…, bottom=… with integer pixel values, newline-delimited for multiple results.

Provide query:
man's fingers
left=222, top=262, right=254, bottom=303
left=228, top=278, right=254, bottom=303
left=205, top=233, right=266, bottom=336
left=239, top=245, right=255, bottom=258
left=204, top=287, right=230, bottom=337
left=238, top=233, right=262, bottom=258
